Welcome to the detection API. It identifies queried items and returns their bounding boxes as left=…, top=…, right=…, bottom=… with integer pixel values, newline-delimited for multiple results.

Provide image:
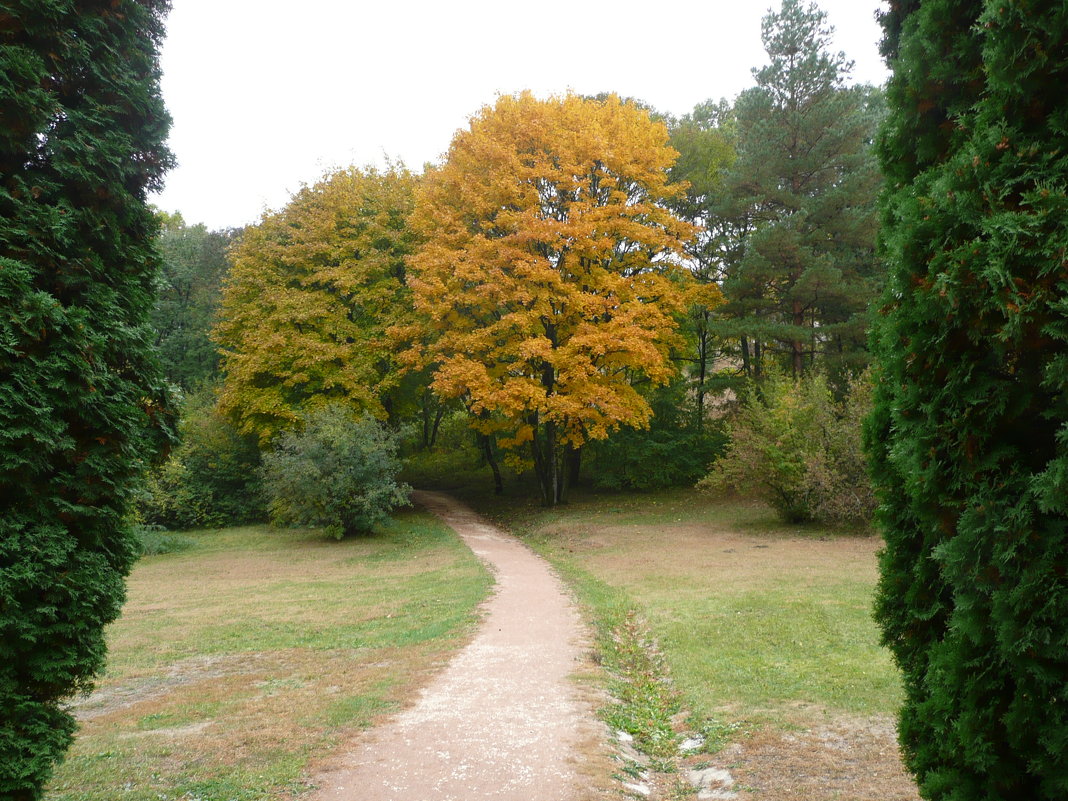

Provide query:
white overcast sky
left=151, top=0, right=890, bottom=231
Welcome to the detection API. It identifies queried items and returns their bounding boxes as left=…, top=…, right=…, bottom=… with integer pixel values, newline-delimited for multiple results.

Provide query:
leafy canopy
left=151, top=214, right=238, bottom=390
left=215, top=165, right=419, bottom=443
left=399, top=92, right=701, bottom=504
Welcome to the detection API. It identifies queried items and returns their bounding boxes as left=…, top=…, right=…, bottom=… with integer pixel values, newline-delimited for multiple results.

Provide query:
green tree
left=0, top=1, right=173, bottom=796
left=710, top=0, right=883, bottom=380
left=152, top=214, right=239, bottom=390
left=140, top=388, right=264, bottom=530
left=868, top=2, right=1068, bottom=799
left=586, top=377, right=727, bottom=491
left=669, top=100, right=740, bottom=420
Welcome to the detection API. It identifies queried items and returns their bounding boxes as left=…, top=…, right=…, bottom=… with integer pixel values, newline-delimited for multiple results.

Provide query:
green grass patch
left=133, top=523, right=197, bottom=556
left=45, top=509, right=492, bottom=801
left=471, top=485, right=901, bottom=740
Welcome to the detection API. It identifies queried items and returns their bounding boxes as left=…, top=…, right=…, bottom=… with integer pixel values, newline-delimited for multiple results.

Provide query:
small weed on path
left=46, top=511, right=492, bottom=801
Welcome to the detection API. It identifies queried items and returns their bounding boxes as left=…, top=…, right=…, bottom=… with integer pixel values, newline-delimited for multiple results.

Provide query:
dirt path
left=309, top=490, right=604, bottom=801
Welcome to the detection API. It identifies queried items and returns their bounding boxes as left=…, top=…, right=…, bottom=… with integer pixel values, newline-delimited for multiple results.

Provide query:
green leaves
left=1, top=1, right=173, bottom=794
left=261, top=406, right=410, bottom=539
left=869, top=3, right=1068, bottom=798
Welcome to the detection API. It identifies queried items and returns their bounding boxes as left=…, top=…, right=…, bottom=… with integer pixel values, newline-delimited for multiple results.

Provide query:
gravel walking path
left=309, top=490, right=602, bottom=801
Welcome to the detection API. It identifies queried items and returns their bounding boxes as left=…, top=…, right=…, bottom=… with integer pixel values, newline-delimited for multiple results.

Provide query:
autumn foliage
left=399, top=93, right=703, bottom=504
left=215, top=166, right=419, bottom=443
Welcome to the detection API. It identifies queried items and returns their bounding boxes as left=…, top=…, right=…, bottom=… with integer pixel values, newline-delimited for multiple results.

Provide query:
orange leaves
left=404, top=92, right=695, bottom=453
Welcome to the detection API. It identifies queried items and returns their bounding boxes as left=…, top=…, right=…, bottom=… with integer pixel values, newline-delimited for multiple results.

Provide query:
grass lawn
left=45, top=510, right=492, bottom=801
left=503, top=489, right=900, bottom=723
left=442, top=470, right=919, bottom=800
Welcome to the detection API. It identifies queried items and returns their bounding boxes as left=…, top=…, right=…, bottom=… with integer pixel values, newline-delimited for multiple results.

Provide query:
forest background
left=143, top=0, right=884, bottom=528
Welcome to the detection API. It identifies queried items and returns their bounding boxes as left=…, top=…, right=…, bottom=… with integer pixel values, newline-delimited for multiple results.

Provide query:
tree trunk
left=421, top=390, right=432, bottom=448
left=429, top=405, right=445, bottom=448
left=546, top=420, right=559, bottom=505
left=792, top=299, right=804, bottom=378
left=696, top=328, right=708, bottom=430
left=530, top=423, right=552, bottom=506
left=479, top=433, right=503, bottom=495
left=562, top=446, right=582, bottom=503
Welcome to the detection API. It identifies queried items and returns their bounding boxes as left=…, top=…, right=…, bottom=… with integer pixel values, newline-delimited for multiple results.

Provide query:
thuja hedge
left=867, top=2, right=1068, bottom=799
left=0, top=2, right=173, bottom=797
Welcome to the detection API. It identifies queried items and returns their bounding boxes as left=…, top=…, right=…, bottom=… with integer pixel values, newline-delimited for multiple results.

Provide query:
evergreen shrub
left=262, top=406, right=411, bottom=539
left=868, top=2, right=1068, bottom=798
left=0, top=1, right=173, bottom=795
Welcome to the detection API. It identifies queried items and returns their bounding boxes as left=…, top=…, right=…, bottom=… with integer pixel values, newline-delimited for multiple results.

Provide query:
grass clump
left=600, top=611, right=681, bottom=760
left=133, top=524, right=196, bottom=556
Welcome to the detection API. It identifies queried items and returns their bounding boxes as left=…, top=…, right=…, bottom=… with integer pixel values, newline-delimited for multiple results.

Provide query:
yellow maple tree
left=399, top=92, right=700, bottom=504
left=215, top=165, right=419, bottom=443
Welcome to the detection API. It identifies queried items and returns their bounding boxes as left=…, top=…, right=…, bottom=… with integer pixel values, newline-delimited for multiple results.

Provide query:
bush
left=141, top=389, right=265, bottom=529
left=700, top=372, right=875, bottom=526
left=588, top=382, right=727, bottom=491
left=869, top=4, right=1068, bottom=797
left=262, top=406, right=410, bottom=539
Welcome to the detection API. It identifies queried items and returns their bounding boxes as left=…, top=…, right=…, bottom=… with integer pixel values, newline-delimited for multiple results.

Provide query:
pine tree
left=0, top=2, right=173, bottom=796
left=714, top=0, right=883, bottom=379
left=868, top=2, right=1068, bottom=798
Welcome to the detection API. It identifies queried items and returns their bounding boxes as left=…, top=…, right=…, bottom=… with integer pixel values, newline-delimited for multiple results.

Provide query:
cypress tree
left=0, top=2, right=173, bottom=797
left=868, top=2, right=1068, bottom=799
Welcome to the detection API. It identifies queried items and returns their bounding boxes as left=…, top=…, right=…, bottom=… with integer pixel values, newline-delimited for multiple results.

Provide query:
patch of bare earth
left=686, top=714, right=919, bottom=801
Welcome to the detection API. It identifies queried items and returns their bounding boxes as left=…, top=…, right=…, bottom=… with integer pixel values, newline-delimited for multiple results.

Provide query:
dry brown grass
left=689, top=715, right=919, bottom=800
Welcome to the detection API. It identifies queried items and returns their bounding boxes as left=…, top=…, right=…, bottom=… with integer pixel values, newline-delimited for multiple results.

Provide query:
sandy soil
left=307, top=491, right=609, bottom=801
